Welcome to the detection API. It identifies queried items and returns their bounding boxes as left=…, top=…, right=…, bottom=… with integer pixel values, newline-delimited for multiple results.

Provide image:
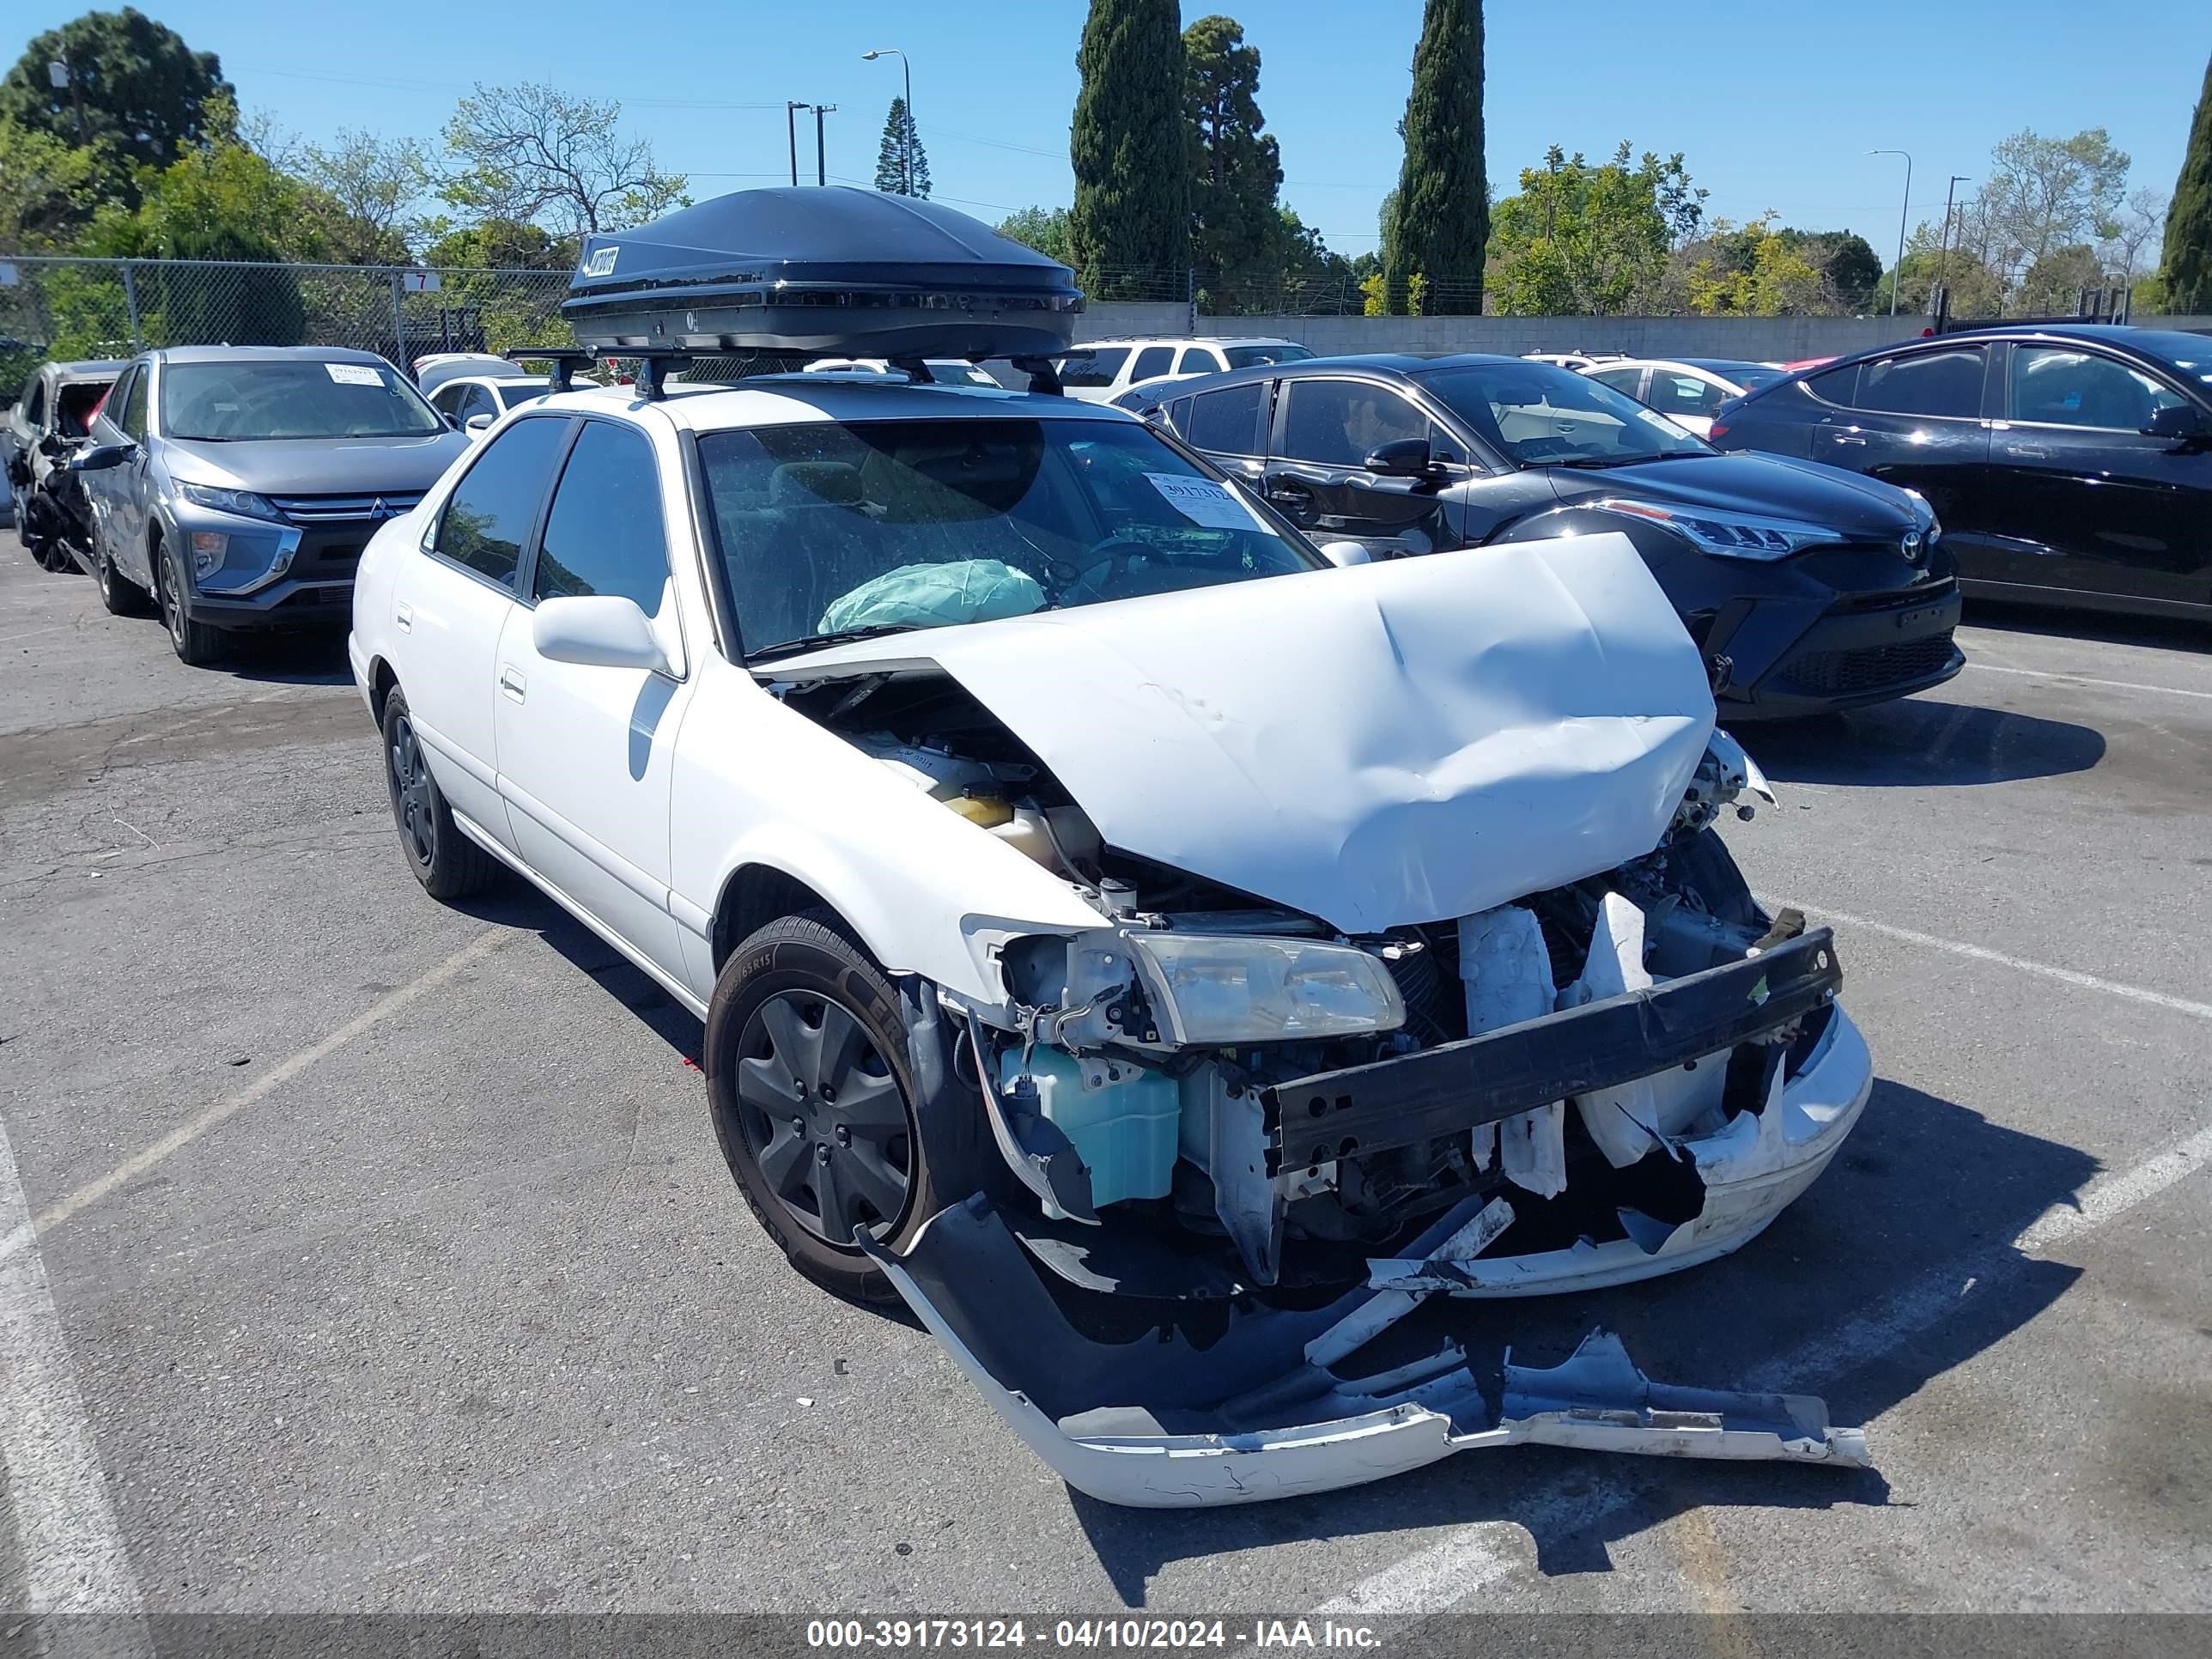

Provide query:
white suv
left=1056, top=335, right=1315, bottom=403
left=349, top=368, right=1872, bottom=1505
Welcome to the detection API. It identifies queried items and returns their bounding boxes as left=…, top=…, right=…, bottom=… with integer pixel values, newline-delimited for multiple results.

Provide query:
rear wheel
left=94, top=533, right=151, bottom=616
left=158, top=539, right=227, bottom=667
left=380, top=688, right=495, bottom=900
left=704, top=910, right=988, bottom=1301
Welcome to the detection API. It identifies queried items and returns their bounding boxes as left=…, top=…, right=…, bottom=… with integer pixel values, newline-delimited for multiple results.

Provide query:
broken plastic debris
left=795, top=1396, right=814, bottom=1407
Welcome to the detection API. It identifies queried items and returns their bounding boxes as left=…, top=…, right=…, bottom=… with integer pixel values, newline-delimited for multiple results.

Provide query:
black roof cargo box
left=562, top=187, right=1084, bottom=362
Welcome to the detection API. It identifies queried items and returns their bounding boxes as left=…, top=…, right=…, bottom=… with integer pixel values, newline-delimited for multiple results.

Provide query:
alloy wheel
left=386, top=714, right=438, bottom=868
left=735, top=991, right=913, bottom=1246
left=161, top=547, right=187, bottom=650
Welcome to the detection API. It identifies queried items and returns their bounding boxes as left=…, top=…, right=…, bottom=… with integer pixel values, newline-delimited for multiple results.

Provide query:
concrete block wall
left=1078, top=303, right=2212, bottom=362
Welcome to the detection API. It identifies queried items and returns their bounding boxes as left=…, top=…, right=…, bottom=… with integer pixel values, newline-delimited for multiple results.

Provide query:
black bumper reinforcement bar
left=1261, top=927, right=1842, bottom=1176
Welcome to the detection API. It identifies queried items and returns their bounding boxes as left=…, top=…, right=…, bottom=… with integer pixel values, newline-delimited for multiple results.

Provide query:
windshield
left=160, top=360, right=445, bottom=441
left=1416, top=361, right=1713, bottom=465
left=1223, top=343, right=1316, bottom=369
left=698, top=417, right=1323, bottom=659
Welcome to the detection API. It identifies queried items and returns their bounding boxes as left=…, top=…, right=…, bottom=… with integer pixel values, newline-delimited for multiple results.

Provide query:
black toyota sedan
left=1125, top=354, right=1961, bottom=720
left=1707, top=325, right=2212, bottom=623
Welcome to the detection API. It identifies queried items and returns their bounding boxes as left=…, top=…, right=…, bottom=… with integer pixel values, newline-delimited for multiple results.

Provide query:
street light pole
left=787, top=100, right=808, bottom=187
left=1869, top=149, right=1912, bottom=317
left=863, top=48, right=913, bottom=195
left=1937, top=174, right=1969, bottom=307
left=812, top=105, right=836, bottom=188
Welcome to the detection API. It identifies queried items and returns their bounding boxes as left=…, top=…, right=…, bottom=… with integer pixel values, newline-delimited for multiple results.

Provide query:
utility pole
left=1869, top=149, right=1912, bottom=317
left=812, top=105, right=836, bottom=187
left=1937, top=174, right=1969, bottom=307
left=787, top=100, right=808, bottom=187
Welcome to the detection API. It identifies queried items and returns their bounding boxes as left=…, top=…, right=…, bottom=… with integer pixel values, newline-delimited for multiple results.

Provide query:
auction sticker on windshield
left=326, top=363, right=384, bottom=386
left=1146, top=472, right=1275, bottom=534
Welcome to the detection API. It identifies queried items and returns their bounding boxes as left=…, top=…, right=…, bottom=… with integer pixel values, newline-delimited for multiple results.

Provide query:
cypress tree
left=1070, top=0, right=1190, bottom=298
left=2162, top=52, right=2212, bottom=313
left=1383, top=0, right=1487, bottom=315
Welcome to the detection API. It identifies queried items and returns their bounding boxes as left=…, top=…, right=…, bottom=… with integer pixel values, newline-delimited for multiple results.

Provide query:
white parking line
left=0, top=1109, right=147, bottom=1632
left=1307, top=1115, right=2212, bottom=1616
left=1960, top=660, right=2212, bottom=702
left=1769, top=900, right=2212, bottom=1024
left=10, top=927, right=507, bottom=1246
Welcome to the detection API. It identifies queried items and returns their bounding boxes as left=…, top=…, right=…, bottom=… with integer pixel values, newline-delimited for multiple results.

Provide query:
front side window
left=1058, top=346, right=1131, bottom=389
left=698, top=417, right=1322, bottom=660
left=1856, top=348, right=1985, bottom=419
left=1129, top=345, right=1176, bottom=382
left=160, top=359, right=444, bottom=441
left=1185, top=383, right=1267, bottom=454
left=431, top=416, right=570, bottom=588
left=428, top=384, right=464, bottom=417
left=2008, top=346, right=2187, bottom=431
left=532, top=422, right=671, bottom=616
left=1278, top=380, right=1430, bottom=467
left=1414, top=362, right=1711, bottom=466
left=1223, top=343, right=1314, bottom=369
left=1645, top=371, right=1727, bottom=417
left=23, top=377, right=46, bottom=427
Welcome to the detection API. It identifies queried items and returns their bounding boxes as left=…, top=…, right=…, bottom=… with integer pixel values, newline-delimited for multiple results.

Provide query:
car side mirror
left=442, top=411, right=459, bottom=429
left=1316, top=539, right=1372, bottom=568
left=532, top=594, right=673, bottom=675
left=1363, top=438, right=1434, bottom=478
left=465, top=412, right=495, bottom=434
left=2142, top=404, right=2209, bottom=445
left=70, top=442, right=130, bottom=472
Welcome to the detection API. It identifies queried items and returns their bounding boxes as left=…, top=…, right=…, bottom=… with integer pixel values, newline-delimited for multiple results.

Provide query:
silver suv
left=74, top=345, right=469, bottom=665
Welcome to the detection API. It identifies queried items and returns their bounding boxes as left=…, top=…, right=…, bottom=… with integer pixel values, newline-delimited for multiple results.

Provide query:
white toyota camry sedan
left=349, top=369, right=1875, bottom=1504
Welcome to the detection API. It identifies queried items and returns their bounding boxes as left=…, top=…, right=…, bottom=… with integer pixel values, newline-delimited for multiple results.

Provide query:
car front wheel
left=380, top=688, right=495, bottom=900
left=704, top=910, right=988, bottom=1302
left=158, top=540, right=227, bottom=666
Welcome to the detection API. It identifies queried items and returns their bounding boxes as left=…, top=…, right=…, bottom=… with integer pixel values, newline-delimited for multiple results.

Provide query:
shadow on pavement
left=452, top=883, right=704, bottom=1060
left=1736, top=696, right=2105, bottom=787
left=222, top=629, right=355, bottom=688
left=1065, top=1077, right=2094, bottom=1603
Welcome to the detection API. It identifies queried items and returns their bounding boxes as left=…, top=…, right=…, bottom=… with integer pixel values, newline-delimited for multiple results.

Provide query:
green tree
left=872, top=97, right=930, bottom=198
left=1182, top=15, right=1283, bottom=301
left=293, top=130, right=435, bottom=264
left=0, top=117, right=101, bottom=249
left=2016, top=242, right=2108, bottom=313
left=1486, top=143, right=1703, bottom=316
left=1070, top=0, right=1190, bottom=298
left=2163, top=54, right=2212, bottom=312
left=1979, top=128, right=2130, bottom=289
left=1383, top=0, right=1486, bottom=315
left=1871, top=224, right=2005, bottom=319
left=441, top=82, right=687, bottom=239
left=0, top=7, right=232, bottom=199
left=1771, top=228, right=1882, bottom=312
left=1678, top=215, right=1824, bottom=316
left=994, top=205, right=1075, bottom=266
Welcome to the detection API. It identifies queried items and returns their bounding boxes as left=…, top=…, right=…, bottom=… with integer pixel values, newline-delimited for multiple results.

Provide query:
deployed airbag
left=819, top=558, right=1044, bottom=635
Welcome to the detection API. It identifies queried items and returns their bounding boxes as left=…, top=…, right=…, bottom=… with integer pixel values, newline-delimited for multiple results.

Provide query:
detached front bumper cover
left=862, top=1194, right=1871, bottom=1509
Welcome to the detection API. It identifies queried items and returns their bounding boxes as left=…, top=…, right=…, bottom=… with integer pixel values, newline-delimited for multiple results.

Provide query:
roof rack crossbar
left=502, top=347, right=599, bottom=392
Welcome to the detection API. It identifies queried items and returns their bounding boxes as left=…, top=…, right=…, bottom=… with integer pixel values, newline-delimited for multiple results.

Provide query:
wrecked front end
left=769, top=542, right=1875, bottom=1504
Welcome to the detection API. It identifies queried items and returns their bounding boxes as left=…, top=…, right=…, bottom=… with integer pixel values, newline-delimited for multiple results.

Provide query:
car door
left=107, top=365, right=157, bottom=586
left=388, top=413, right=572, bottom=852
left=1262, top=376, right=1455, bottom=556
left=1176, top=380, right=1270, bottom=490
left=1121, top=343, right=1176, bottom=394
left=1640, top=367, right=1732, bottom=438
left=1973, top=341, right=2209, bottom=607
left=493, top=415, right=692, bottom=976
left=1807, top=343, right=1995, bottom=560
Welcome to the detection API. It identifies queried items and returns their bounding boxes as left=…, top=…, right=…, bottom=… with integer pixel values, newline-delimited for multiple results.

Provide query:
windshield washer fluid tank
left=998, top=1048, right=1179, bottom=1208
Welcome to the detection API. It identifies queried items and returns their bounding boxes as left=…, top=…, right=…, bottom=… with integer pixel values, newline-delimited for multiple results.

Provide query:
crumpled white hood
left=775, top=532, right=1716, bottom=932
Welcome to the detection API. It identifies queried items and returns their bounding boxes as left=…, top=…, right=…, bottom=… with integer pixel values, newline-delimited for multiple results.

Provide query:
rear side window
left=1586, top=367, right=1644, bottom=396
left=1856, top=348, right=1986, bottom=419
left=1060, top=346, right=1130, bottom=389
left=1185, top=383, right=1267, bottom=454
left=532, top=421, right=672, bottom=617
left=1129, top=345, right=1175, bottom=382
left=1646, top=371, right=1727, bottom=418
left=1176, top=345, right=1223, bottom=374
left=432, top=416, right=570, bottom=589
left=1804, top=364, right=1861, bottom=407
left=24, top=378, right=46, bottom=426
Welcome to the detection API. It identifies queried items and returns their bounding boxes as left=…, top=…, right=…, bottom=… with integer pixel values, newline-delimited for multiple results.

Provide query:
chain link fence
left=0, top=255, right=575, bottom=389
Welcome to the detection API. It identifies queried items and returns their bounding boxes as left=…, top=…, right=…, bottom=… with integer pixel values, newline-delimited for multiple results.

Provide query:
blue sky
left=19, top=1, right=2210, bottom=258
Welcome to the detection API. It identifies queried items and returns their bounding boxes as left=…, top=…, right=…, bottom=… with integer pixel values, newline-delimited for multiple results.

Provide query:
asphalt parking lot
left=2, top=525, right=2209, bottom=1629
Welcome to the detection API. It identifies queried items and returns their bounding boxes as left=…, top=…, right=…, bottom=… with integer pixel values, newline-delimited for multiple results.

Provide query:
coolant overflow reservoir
left=996, top=1048, right=1178, bottom=1207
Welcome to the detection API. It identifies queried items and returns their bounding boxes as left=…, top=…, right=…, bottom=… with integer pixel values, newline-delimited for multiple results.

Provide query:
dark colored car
left=4, top=357, right=126, bottom=568
left=1129, top=354, right=1962, bottom=720
left=1707, top=325, right=2212, bottom=622
left=71, top=346, right=471, bottom=666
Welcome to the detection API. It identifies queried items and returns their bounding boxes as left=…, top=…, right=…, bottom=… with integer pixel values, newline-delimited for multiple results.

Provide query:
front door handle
left=2002, top=444, right=2050, bottom=459
left=1829, top=434, right=1866, bottom=447
left=499, top=665, right=526, bottom=702
left=1265, top=482, right=1311, bottom=505
left=395, top=602, right=412, bottom=633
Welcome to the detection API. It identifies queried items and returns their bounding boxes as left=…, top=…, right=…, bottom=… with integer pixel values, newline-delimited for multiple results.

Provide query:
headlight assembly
left=178, top=482, right=287, bottom=523
left=1590, top=496, right=1846, bottom=561
left=1126, top=933, right=1406, bottom=1045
